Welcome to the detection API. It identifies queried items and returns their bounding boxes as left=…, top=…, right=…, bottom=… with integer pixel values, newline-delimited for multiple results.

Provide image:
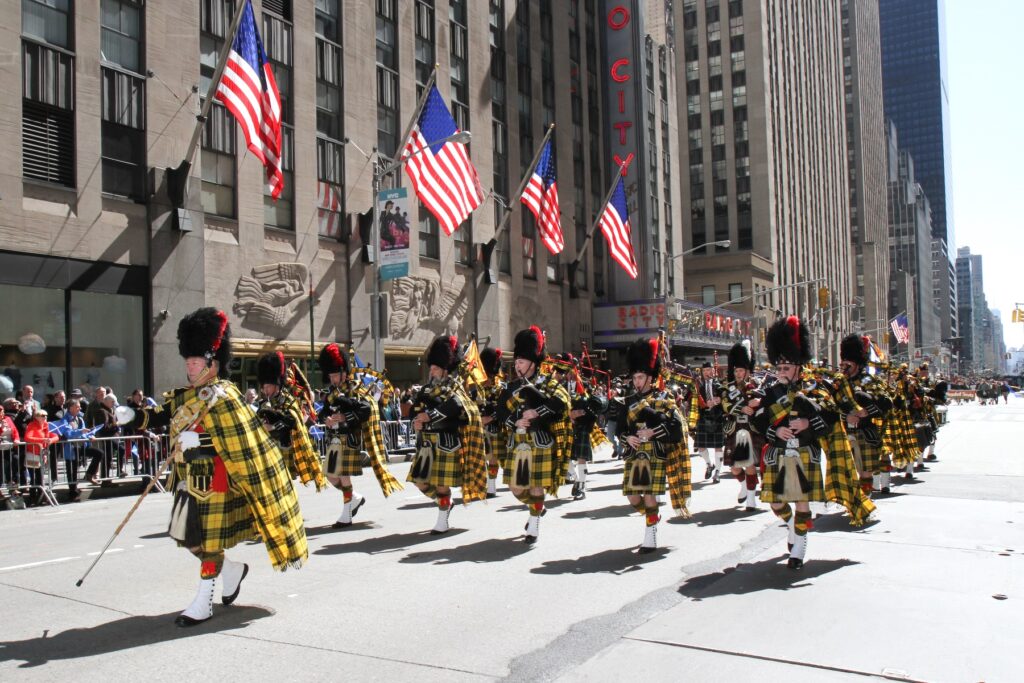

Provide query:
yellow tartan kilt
left=407, top=432, right=463, bottom=488
left=501, top=431, right=559, bottom=489
left=485, top=430, right=508, bottom=465
left=760, top=445, right=826, bottom=503
left=622, top=453, right=667, bottom=495
left=324, top=437, right=364, bottom=478
left=849, top=432, right=888, bottom=474
left=173, top=461, right=256, bottom=553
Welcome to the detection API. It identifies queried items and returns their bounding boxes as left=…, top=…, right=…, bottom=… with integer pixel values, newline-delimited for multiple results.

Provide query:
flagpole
left=481, top=123, right=556, bottom=283
left=389, top=65, right=440, bottom=167
left=168, top=0, right=248, bottom=207
left=569, top=160, right=622, bottom=296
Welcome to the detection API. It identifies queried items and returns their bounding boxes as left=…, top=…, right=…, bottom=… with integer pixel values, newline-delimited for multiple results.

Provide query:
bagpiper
left=755, top=316, right=836, bottom=570
left=116, top=308, right=307, bottom=626
left=318, top=343, right=402, bottom=529
left=255, top=351, right=326, bottom=492
left=477, top=346, right=507, bottom=498
left=694, top=361, right=726, bottom=482
left=550, top=353, right=608, bottom=501
left=619, top=337, right=688, bottom=552
left=838, top=335, right=893, bottom=498
left=408, top=335, right=488, bottom=534
left=721, top=341, right=764, bottom=510
left=495, top=327, right=571, bottom=544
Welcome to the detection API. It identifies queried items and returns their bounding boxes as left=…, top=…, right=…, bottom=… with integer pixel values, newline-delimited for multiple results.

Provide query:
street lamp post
left=663, top=239, right=730, bottom=311
left=349, top=130, right=472, bottom=371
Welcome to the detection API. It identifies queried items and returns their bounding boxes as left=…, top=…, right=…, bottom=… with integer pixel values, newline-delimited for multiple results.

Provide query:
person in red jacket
left=23, top=411, right=58, bottom=506
left=1, top=402, right=21, bottom=495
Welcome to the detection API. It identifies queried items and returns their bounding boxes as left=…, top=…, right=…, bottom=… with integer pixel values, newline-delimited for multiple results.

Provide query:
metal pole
left=308, top=270, right=315, bottom=370
left=389, top=66, right=439, bottom=166
left=371, top=151, right=383, bottom=371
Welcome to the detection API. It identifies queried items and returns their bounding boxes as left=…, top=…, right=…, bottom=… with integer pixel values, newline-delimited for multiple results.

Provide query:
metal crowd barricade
left=311, top=420, right=416, bottom=467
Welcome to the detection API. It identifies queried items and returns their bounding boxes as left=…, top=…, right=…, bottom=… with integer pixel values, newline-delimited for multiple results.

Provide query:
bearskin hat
left=727, top=340, right=755, bottom=381
left=177, top=307, right=231, bottom=378
left=257, top=351, right=287, bottom=386
left=480, top=347, right=503, bottom=378
left=840, top=334, right=869, bottom=367
left=626, top=337, right=661, bottom=377
left=513, top=326, right=546, bottom=364
left=427, top=335, right=460, bottom=371
left=765, top=315, right=810, bottom=366
left=318, top=343, right=348, bottom=383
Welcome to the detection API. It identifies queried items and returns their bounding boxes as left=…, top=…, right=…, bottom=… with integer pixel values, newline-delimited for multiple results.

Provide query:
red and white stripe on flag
left=403, top=86, right=484, bottom=236
left=215, top=0, right=284, bottom=199
left=599, top=177, right=639, bottom=279
left=520, top=138, right=564, bottom=254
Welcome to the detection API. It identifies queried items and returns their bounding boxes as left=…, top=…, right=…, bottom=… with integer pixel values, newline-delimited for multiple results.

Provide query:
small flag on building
left=890, top=314, right=910, bottom=344
left=521, top=138, right=563, bottom=254
left=598, top=176, right=638, bottom=279
left=402, top=85, right=484, bottom=237
left=215, top=0, right=284, bottom=199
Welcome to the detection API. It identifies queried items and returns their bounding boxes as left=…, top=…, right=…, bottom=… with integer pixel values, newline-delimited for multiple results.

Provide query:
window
left=22, top=0, right=75, bottom=187
left=454, top=220, right=472, bottom=265
left=263, top=8, right=294, bottom=230
left=200, top=104, right=236, bottom=218
left=450, top=0, right=469, bottom=131
left=315, top=0, right=340, bottom=43
left=419, top=207, right=440, bottom=260
left=100, top=0, right=146, bottom=199
left=729, top=283, right=742, bottom=302
left=522, top=212, right=537, bottom=280
left=317, top=138, right=344, bottom=240
left=377, top=0, right=399, bottom=157
left=702, top=285, right=716, bottom=307
left=415, top=0, right=435, bottom=89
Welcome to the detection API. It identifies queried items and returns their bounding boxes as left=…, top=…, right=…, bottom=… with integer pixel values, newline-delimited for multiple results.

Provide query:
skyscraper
left=879, top=0, right=957, bottom=342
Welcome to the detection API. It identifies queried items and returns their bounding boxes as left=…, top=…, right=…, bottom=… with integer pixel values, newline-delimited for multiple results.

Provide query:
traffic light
left=817, top=287, right=829, bottom=309
left=1013, top=308, right=1023, bottom=323
left=668, top=318, right=678, bottom=334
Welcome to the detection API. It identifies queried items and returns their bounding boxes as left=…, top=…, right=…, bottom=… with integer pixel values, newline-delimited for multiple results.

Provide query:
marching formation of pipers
left=101, top=307, right=947, bottom=627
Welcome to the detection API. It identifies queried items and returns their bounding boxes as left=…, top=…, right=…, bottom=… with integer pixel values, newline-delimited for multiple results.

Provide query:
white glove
left=178, top=430, right=201, bottom=451
left=114, top=405, right=136, bottom=426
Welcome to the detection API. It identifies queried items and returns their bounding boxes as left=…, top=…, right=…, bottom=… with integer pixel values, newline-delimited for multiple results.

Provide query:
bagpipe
left=412, top=357, right=470, bottom=420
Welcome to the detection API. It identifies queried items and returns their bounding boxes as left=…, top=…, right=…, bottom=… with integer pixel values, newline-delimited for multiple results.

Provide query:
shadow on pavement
left=0, top=606, right=273, bottom=668
left=584, top=483, right=623, bottom=493
left=530, top=547, right=670, bottom=575
left=304, top=521, right=380, bottom=538
left=678, top=556, right=859, bottom=599
left=810, top=512, right=882, bottom=535
left=396, top=500, right=442, bottom=511
left=313, top=529, right=467, bottom=556
left=561, top=504, right=630, bottom=521
left=137, top=531, right=170, bottom=540
left=686, top=507, right=765, bottom=527
left=399, top=537, right=533, bottom=564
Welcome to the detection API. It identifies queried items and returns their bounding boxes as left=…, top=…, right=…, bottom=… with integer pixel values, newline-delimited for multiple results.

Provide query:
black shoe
left=905, top=472, right=913, bottom=481
left=570, top=482, right=582, bottom=499
left=703, top=462, right=713, bottom=480
left=925, top=454, right=938, bottom=462
left=787, top=557, right=804, bottom=570
left=573, top=489, right=586, bottom=500
left=174, top=614, right=212, bottom=627
left=881, top=486, right=891, bottom=494
left=914, top=464, right=926, bottom=472
left=222, top=564, right=249, bottom=606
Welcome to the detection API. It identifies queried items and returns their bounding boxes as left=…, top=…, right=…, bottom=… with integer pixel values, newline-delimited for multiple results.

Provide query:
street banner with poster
left=378, top=187, right=411, bottom=281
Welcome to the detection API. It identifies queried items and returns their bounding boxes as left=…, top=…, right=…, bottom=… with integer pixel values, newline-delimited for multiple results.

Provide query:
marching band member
left=755, top=316, right=836, bottom=570
left=477, top=347, right=507, bottom=498
left=721, top=341, right=764, bottom=510
left=837, top=335, right=892, bottom=497
left=495, top=327, right=571, bottom=544
left=116, top=308, right=307, bottom=626
left=318, top=343, right=401, bottom=528
left=408, top=336, right=488, bottom=534
left=256, top=351, right=326, bottom=492
left=694, top=361, right=726, bottom=482
left=618, top=337, right=687, bottom=553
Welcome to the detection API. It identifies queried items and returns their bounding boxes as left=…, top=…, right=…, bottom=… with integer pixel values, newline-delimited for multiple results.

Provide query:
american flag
left=521, top=138, right=563, bottom=254
left=402, top=85, right=483, bottom=236
left=598, top=176, right=638, bottom=279
left=890, top=314, right=910, bottom=344
left=215, top=0, right=283, bottom=199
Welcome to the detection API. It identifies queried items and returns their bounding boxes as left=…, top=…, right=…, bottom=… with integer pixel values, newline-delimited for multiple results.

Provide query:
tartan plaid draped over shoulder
left=274, top=390, right=327, bottom=491
left=357, top=387, right=404, bottom=497
left=538, top=375, right=573, bottom=496
left=164, top=381, right=308, bottom=571
left=809, top=374, right=877, bottom=526
left=453, top=382, right=488, bottom=503
left=625, top=391, right=691, bottom=512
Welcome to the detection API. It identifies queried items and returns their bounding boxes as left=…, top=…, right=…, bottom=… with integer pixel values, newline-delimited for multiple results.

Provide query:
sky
left=945, top=0, right=1024, bottom=349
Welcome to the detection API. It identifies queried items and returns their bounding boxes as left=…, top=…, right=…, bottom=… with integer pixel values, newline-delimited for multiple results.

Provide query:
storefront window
left=0, top=284, right=66, bottom=398
left=69, top=291, right=144, bottom=396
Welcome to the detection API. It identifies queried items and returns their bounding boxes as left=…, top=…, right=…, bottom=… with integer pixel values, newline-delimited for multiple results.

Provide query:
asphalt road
left=1, top=399, right=1021, bottom=682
